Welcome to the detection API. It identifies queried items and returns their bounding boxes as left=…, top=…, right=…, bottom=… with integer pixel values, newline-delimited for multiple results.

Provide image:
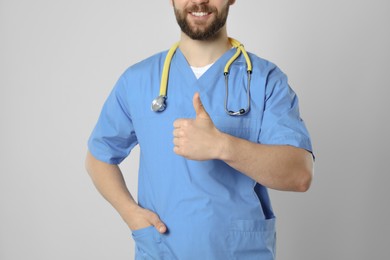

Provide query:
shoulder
left=246, top=52, right=291, bottom=95
left=246, top=52, right=280, bottom=76
left=245, top=52, right=289, bottom=90
left=121, top=50, right=169, bottom=79
left=108, top=50, right=169, bottom=97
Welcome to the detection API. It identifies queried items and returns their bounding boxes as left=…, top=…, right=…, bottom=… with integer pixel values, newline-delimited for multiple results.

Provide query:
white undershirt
left=191, top=63, right=214, bottom=79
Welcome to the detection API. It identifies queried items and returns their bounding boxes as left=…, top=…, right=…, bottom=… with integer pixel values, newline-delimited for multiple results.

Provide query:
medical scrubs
left=88, top=47, right=313, bottom=260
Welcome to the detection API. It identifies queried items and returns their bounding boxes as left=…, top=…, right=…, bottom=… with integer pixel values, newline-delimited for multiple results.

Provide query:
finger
left=173, top=145, right=180, bottom=155
left=193, top=92, right=210, bottom=119
left=156, top=222, right=167, bottom=234
left=173, top=119, right=180, bottom=128
left=173, top=118, right=186, bottom=128
left=173, top=136, right=180, bottom=146
left=173, top=127, right=184, bottom=136
left=173, top=129, right=178, bottom=137
left=174, top=118, right=193, bottom=130
left=149, top=213, right=167, bottom=234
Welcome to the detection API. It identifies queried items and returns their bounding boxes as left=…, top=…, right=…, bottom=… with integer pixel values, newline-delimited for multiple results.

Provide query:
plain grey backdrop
left=1, top=0, right=389, bottom=259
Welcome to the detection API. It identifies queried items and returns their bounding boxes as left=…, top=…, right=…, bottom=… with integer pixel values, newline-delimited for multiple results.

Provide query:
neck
left=179, top=29, right=231, bottom=67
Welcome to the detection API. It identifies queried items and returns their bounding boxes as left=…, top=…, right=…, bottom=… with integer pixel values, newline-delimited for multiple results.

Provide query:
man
left=86, top=0, right=314, bottom=259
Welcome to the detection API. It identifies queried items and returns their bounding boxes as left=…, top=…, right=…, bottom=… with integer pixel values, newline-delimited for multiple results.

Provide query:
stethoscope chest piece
left=151, top=95, right=167, bottom=112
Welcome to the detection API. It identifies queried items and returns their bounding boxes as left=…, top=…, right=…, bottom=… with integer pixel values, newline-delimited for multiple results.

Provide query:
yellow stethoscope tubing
left=223, top=38, right=252, bottom=116
left=159, top=38, right=251, bottom=98
left=224, top=38, right=252, bottom=74
left=159, top=42, right=180, bottom=97
left=153, top=38, right=252, bottom=115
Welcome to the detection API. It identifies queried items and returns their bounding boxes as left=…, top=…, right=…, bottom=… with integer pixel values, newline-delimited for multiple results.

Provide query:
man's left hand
left=173, top=92, right=223, bottom=161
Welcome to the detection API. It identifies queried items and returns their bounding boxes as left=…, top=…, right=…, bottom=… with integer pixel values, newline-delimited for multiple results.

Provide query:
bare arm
left=173, top=93, right=313, bottom=192
left=85, top=151, right=167, bottom=233
left=218, top=134, right=313, bottom=192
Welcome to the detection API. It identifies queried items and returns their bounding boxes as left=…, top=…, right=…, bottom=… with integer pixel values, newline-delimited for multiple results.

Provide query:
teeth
left=191, top=12, right=208, bottom=17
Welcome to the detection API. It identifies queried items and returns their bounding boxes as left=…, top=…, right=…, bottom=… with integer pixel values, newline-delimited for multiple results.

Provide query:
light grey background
left=1, top=0, right=389, bottom=259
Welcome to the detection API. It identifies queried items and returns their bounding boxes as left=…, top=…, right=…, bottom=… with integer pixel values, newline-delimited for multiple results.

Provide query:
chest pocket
left=212, top=116, right=259, bottom=143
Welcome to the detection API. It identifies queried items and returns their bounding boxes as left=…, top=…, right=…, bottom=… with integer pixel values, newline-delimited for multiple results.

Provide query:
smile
left=191, top=12, right=210, bottom=17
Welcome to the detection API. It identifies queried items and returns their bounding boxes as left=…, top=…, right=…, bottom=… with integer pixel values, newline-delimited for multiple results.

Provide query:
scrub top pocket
left=132, top=226, right=175, bottom=260
left=227, top=218, right=276, bottom=260
left=214, top=116, right=259, bottom=142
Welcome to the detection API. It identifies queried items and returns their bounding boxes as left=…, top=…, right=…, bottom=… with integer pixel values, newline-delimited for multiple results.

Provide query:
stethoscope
left=151, top=38, right=252, bottom=116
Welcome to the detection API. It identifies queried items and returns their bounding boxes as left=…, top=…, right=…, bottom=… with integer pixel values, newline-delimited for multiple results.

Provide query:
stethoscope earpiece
left=227, top=108, right=248, bottom=116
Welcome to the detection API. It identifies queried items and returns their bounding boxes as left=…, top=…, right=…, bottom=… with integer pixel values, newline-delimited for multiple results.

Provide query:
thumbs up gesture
left=173, top=92, right=223, bottom=161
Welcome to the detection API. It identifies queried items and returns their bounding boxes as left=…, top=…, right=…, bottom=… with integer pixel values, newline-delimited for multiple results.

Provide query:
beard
left=173, top=2, right=230, bottom=40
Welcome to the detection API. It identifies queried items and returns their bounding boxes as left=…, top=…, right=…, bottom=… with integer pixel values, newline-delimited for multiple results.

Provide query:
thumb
left=193, top=92, right=210, bottom=119
left=149, top=213, right=167, bottom=234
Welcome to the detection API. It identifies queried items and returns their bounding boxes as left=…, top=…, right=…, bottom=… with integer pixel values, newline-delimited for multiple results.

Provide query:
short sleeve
left=88, top=75, right=138, bottom=164
left=258, top=66, right=313, bottom=154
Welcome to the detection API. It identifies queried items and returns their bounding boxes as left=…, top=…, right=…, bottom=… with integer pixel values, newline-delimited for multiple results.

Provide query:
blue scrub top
left=88, top=47, right=313, bottom=260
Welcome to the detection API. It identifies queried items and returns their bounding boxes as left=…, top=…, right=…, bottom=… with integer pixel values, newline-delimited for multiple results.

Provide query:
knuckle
left=182, top=120, right=190, bottom=127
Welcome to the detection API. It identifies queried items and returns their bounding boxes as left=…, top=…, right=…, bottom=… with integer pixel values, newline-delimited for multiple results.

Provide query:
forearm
left=217, top=133, right=313, bottom=192
left=85, top=151, right=138, bottom=227
left=172, top=93, right=313, bottom=192
left=85, top=151, right=167, bottom=232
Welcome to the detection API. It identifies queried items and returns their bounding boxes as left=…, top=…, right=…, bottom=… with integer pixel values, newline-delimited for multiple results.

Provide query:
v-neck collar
left=172, top=47, right=239, bottom=85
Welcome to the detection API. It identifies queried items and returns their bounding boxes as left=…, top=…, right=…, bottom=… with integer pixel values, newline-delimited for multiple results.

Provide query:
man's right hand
left=127, top=206, right=167, bottom=234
